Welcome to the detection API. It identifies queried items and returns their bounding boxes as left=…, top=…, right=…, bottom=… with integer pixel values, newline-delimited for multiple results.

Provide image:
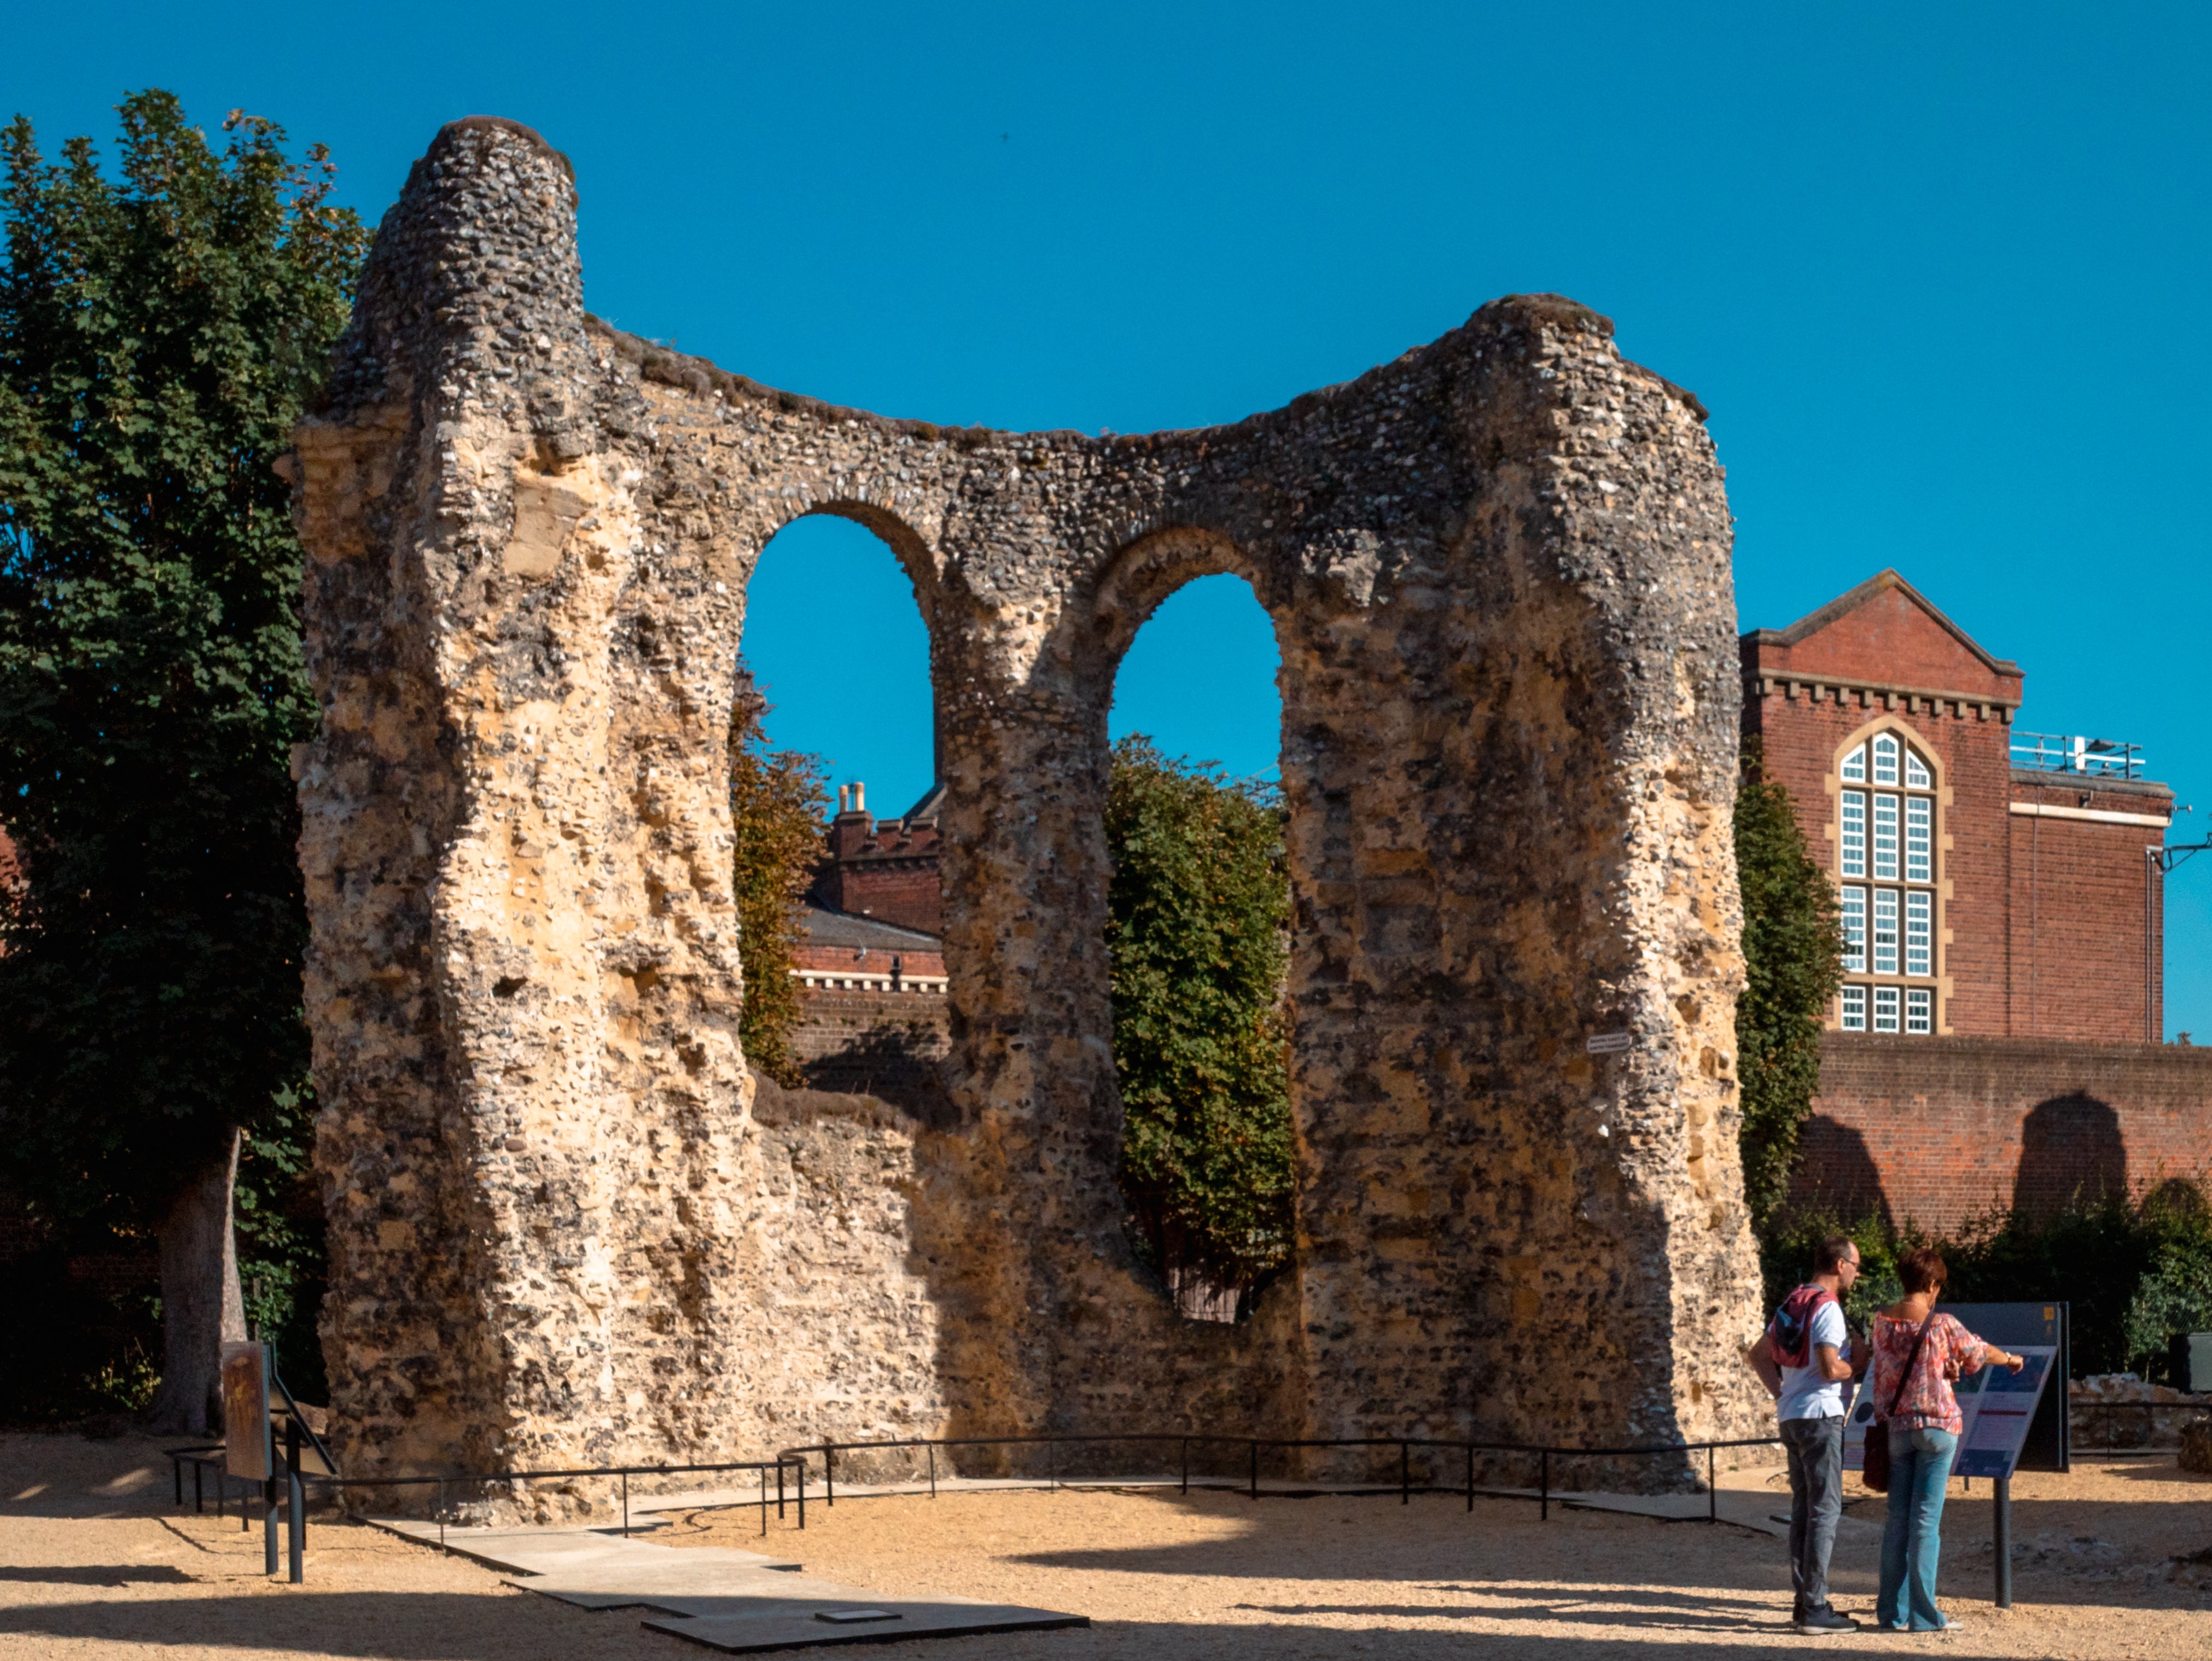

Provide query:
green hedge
left=1759, top=1183, right=2212, bottom=1379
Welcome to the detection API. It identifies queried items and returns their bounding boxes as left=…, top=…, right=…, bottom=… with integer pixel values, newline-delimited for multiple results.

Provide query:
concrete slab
left=367, top=1511, right=1086, bottom=1650
left=644, top=1599, right=1088, bottom=1654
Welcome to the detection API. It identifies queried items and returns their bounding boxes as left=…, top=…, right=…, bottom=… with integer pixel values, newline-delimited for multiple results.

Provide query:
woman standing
left=1868, top=1248, right=2027, bottom=1631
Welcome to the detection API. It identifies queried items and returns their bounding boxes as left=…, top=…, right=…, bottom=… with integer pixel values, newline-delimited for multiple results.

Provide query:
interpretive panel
left=222, top=1342, right=270, bottom=1481
left=1952, top=1347, right=2057, bottom=1479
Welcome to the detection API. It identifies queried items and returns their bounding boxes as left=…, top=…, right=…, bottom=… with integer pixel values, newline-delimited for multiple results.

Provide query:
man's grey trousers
left=1780, top=1415, right=1846, bottom=1611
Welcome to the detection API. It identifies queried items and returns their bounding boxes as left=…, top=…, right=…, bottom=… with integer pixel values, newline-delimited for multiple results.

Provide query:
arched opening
left=735, top=511, right=947, bottom=1114
left=1104, top=572, right=1291, bottom=1323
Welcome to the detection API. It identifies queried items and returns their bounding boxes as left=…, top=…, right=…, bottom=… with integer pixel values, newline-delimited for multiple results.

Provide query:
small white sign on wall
left=1585, top=1031, right=1634, bottom=1054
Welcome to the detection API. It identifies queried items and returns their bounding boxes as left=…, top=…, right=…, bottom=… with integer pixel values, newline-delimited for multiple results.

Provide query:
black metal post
left=1400, top=1442, right=1410, bottom=1505
left=760, top=1466, right=767, bottom=1537
left=928, top=1444, right=937, bottom=1500
left=797, top=1459, right=806, bottom=1530
left=777, top=1459, right=785, bottom=1520
left=174, top=1457, right=183, bottom=1507
left=621, top=1470, right=630, bottom=1537
left=1993, top=1477, right=2012, bottom=1608
left=1708, top=1445, right=1716, bottom=1524
left=1466, top=1443, right=1474, bottom=1512
left=263, top=1473, right=280, bottom=1575
left=287, top=1416, right=305, bottom=1584
left=195, top=1461, right=204, bottom=1514
left=1249, top=1440, right=1258, bottom=1500
left=826, top=1443, right=835, bottom=1507
left=1540, top=1449, right=1550, bottom=1522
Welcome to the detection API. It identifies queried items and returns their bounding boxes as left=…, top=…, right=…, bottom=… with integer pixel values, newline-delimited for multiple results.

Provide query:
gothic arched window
left=1836, top=731, right=1938, bottom=1035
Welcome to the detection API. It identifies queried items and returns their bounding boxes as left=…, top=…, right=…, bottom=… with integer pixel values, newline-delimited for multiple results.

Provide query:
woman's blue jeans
left=1878, top=1426, right=1959, bottom=1630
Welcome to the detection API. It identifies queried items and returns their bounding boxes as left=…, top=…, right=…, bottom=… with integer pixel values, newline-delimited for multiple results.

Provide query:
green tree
left=0, top=93, right=366, bottom=1429
left=1105, top=735, right=1295, bottom=1311
left=1734, top=744, right=1846, bottom=1224
left=730, top=672, right=829, bottom=1086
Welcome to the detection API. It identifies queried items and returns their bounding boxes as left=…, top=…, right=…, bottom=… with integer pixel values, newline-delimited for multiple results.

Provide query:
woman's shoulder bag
left=1861, top=1316, right=1935, bottom=1495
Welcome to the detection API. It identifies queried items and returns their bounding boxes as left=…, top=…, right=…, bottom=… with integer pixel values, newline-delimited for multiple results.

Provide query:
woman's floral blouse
left=1868, top=1312, right=1989, bottom=1435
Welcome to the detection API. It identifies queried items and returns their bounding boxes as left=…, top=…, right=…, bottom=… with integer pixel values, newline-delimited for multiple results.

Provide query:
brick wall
left=2006, top=774, right=2168, bottom=1041
left=790, top=988, right=951, bottom=1117
left=1791, top=1033, right=2212, bottom=1233
left=1743, top=680, right=2013, bottom=1033
left=814, top=805, right=944, bottom=934
left=817, top=860, right=942, bottom=933
left=1743, top=612, right=2172, bottom=1041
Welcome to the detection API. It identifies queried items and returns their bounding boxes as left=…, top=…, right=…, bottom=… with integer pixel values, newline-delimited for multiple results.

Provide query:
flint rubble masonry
left=289, top=115, right=1767, bottom=1508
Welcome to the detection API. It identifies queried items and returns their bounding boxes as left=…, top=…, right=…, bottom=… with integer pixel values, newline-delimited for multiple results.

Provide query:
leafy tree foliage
left=1733, top=745, right=1845, bottom=1223
left=0, top=92, right=366, bottom=1424
left=730, top=673, right=829, bottom=1087
left=1105, top=736, right=1295, bottom=1307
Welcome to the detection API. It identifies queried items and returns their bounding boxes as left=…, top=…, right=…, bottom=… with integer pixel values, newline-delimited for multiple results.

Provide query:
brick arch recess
left=289, top=113, right=1768, bottom=1496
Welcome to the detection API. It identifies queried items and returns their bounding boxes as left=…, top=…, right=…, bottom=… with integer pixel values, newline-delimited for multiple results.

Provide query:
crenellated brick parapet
left=290, top=115, right=1766, bottom=1507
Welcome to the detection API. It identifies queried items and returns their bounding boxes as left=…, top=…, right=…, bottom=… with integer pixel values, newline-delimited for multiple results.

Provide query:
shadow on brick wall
left=2012, top=1092, right=2128, bottom=1220
left=1786, top=1114, right=1894, bottom=1227
left=801, top=1023, right=953, bottom=1126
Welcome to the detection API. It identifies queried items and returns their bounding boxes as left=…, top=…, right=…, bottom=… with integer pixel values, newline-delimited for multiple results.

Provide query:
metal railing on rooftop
left=2012, top=731, right=2147, bottom=779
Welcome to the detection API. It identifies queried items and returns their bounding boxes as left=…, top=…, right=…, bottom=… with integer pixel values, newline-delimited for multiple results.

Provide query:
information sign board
left=221, top=1341, right=271, bottom=1482
left=1840, top=1302, right=2069, bottom=1475
left=1943, top=1302, right=2069, bottom=1473
left=1951, top=1347, right=2057, bottom=1479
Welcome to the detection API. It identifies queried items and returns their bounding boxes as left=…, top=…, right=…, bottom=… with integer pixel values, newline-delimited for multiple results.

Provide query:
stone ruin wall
left=291, top=115, right=1770, bottom=1509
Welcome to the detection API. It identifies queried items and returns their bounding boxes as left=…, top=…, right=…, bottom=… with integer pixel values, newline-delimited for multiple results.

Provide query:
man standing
left=1748, top=1235, right=1866, bottom=1634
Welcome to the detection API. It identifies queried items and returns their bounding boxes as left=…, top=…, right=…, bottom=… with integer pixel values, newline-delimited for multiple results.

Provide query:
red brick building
left=808, top=780, right=946, bottom=935
left=788, top=780, right=951, bottom=1110
left=1745, top=572, right=2210, bottom=1228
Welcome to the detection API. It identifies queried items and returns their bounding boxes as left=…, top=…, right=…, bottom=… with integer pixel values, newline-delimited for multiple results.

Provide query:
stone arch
left=292, top=114, right=1769, bottom=1499
left=1091, top=532, right=1296, bottom=1325
left=1092, top=526, right=1281, bottom=666
left=733, top=500, right=946, bottom=781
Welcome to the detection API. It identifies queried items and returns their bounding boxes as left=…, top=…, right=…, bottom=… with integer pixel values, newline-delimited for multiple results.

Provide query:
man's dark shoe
left=1794, top=1606, right=1858, bottom=1635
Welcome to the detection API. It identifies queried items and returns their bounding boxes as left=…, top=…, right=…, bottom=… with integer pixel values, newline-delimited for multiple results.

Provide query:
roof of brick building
left=798, top=902, right=941, bottom=949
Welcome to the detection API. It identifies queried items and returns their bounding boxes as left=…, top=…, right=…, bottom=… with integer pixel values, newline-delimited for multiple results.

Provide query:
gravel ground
left=3, top=1431, right=2207, bottom=1661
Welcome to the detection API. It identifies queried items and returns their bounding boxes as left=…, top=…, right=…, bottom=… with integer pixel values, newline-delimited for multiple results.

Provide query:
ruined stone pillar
left=294, top=116, right=1769, bottom=1499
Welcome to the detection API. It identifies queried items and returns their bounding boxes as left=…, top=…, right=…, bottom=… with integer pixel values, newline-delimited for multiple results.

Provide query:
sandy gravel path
left=3, top=1431, right=2207, bottom=1661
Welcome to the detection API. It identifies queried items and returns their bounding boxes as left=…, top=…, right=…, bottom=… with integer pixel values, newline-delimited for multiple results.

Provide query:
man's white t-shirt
left=1776, top=1299, right=1850, bottom=1421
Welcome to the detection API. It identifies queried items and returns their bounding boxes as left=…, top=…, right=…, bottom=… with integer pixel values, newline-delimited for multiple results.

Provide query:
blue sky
left=8, top=3, right=2207, bottom=1030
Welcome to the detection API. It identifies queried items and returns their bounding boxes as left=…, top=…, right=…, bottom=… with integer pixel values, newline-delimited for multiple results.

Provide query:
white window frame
left=1837, top=731, right=1943, bottom=1036
left=1872, top=888, right=1899, bottom=975
left=1841, top=885, right=1866, bottom=974
left=1906, top=890, right=1931, bottom=977
left=1841, top=791, right=1866, bottom=878
left=1873, top=794, right=1900, bottom=881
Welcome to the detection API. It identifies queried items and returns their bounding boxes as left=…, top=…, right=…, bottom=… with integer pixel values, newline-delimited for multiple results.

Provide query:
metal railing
left=775, top=1430, right=1789, bottom=1525
left=165, top=1447, right=810, bottom=1583
left=2011, top=731, right=2147, bottom=779
left=180, top=1403, right=2210, bottom=1588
